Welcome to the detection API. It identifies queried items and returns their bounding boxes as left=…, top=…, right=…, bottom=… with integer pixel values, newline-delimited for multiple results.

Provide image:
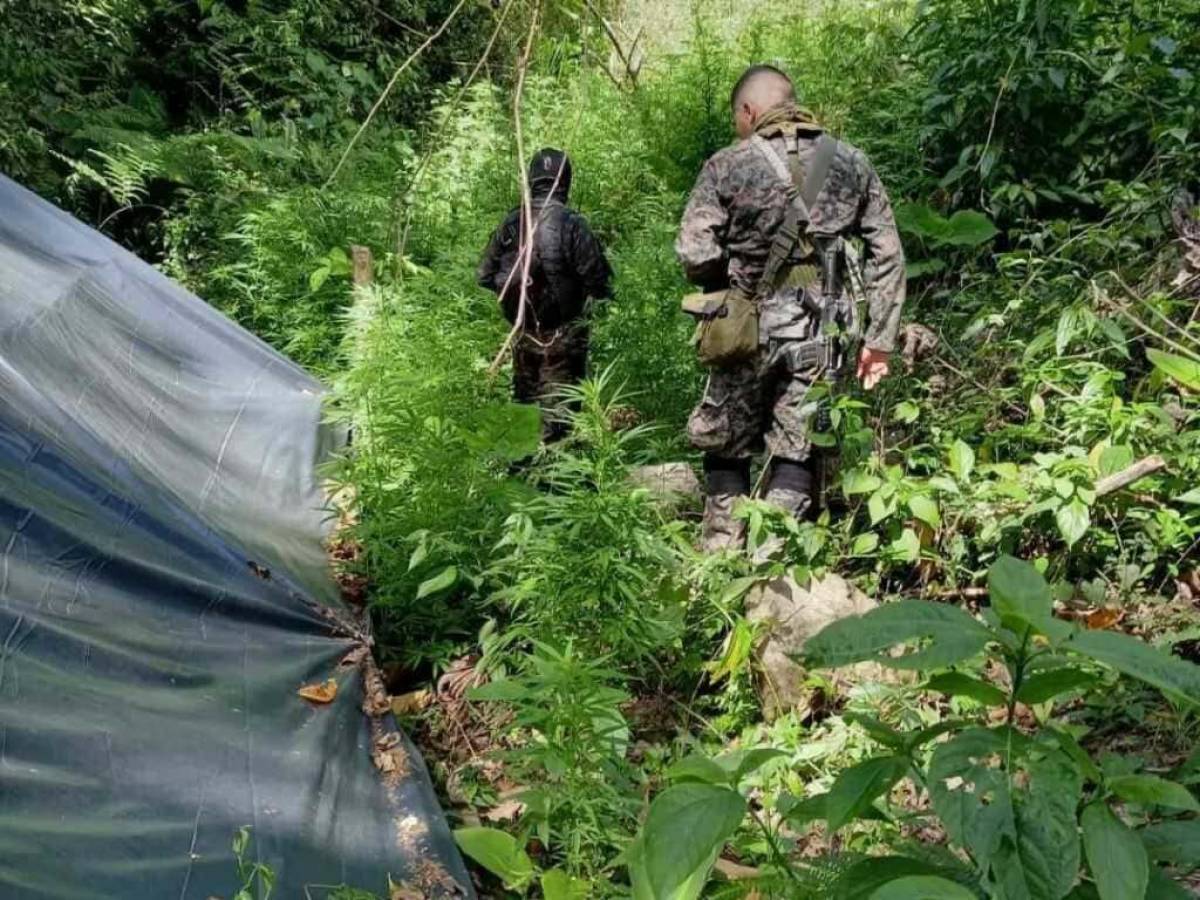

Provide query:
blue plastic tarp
left=0, top=175, right=469, bottom=899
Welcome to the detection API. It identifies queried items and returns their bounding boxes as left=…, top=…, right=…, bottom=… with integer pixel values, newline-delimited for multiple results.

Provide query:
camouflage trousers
left=689, top=336, right=823, bottom=553
left=513, top=324, right=588, bottom=442
left=687, top=337, right=822, bottom=462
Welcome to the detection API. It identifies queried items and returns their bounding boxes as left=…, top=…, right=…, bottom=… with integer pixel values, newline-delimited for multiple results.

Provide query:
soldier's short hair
left=730, top=65, right=795, bottom=110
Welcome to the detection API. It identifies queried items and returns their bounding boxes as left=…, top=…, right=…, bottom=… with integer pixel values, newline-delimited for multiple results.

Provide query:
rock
left=628, top=462, right=702, bottom=509
left=745, top=572, right=897, bottom=720
left=899, top=322, right=938, bottom=372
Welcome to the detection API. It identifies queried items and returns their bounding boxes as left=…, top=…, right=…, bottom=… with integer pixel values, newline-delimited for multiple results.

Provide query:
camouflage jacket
left=676, top=111, right=906, bottom=352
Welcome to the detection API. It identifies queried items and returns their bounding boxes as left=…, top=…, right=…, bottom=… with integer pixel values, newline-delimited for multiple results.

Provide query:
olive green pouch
left=681, top=289, right=759, bottom=367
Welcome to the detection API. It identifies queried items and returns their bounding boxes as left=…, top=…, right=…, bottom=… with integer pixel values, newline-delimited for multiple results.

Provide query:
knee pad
left=766, top=458, right=813, bottom=496
left=703, top=455, right=751, bottom=496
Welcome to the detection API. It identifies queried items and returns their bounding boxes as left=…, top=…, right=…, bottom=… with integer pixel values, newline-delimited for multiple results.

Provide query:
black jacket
left=477, top=183, right=612, bottom=331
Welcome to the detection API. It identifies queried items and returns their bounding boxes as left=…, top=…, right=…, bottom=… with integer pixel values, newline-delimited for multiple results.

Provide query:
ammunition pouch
left=682, top=133, right=839, bottom=370
left=682, top=288, right=759, bottom=368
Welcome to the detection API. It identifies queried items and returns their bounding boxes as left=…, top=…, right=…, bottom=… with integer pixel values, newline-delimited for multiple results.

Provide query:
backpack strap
left=752, top=133, right=839, bottom=301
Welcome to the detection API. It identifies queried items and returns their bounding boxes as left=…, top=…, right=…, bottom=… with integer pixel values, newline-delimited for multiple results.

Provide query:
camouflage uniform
left=676, top=105, right=905, bottom=549
left=478, top=150, right=611, bottom=441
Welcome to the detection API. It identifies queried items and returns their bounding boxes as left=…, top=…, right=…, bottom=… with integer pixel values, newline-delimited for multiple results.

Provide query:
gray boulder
left=746, top=572, right=895, bottom=720
left=628, top=462, right=702, bottom=509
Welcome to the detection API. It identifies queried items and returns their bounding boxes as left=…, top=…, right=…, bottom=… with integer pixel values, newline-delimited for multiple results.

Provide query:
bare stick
left=488, top=3, right=544, bottom=376
left=325, top=0, right=470, bottom=188
left=1096, top=455, right=1167, bottom=497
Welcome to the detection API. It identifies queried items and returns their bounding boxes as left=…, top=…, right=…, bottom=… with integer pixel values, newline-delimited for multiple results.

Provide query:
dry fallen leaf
left=297, top=678, right=338, bottom=704
left=391, top=689, right=433, bottom=716
left=1085, top=608, right=1122, bottom=630
left=388, top=876, right=424, bottom=900
left=481, top=797, right=526, bottom=823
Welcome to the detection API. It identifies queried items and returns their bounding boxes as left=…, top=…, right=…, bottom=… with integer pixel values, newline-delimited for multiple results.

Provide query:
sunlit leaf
left=1082, top=802, right=1148, bottom=900
left=1147, top=349, right=1200, bottom=391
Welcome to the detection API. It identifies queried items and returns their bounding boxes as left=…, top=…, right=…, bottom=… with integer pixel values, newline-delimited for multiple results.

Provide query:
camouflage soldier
left=478, top=148, right=612, bottom=441
left=677, top=66, right=905, bottom=551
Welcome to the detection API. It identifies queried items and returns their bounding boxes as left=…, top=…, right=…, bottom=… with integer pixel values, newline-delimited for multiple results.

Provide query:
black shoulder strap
left=755, top=134, right=838, bottom=300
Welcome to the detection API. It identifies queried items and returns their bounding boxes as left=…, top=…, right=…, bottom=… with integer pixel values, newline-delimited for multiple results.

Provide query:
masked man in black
left=478, top=148, right=612, bottom=441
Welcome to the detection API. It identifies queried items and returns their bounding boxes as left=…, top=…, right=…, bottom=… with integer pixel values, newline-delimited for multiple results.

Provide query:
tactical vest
left=498, top=200, right=580, bottom=332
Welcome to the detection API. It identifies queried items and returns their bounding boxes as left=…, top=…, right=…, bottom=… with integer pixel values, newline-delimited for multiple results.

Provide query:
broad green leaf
left=309, top=265, right=330, bottom=292
left=894, top=202, right=947, bottom=240
left=940, top=209, right=999, bottom=247
left=829, top=856, right=951, bottom=900
left=718, top=575, right=761, bottom=607
left=1176, top=487, right=1200, bottom=505
left=1057, top=307, right=1085, bottom=356
left=541, top=869, right=588, bottom=900
left=988, top=555, right=1072, bottom=641
left=1016, top=668, right=1100, bottom=704
left=844, top=468, right=884, bottom=495
left=929, top=475, right=960, bottom=494
left=1107, top=775, right=1200, bottom=812
left=824, top=755, right=909, bottom=831
left=707, top=618, right=753, bottom=683
left=1045, top=726, right=1104, bottom=784
left=894, top=400, right=921, bottom=423
left=949, top=440, right=976, bottom=482
left=1082, top=802, right=1148, bottom=900
left=1056, top=498, right=1091, bottom=547
left=453, top=827, right=534, bottom=889
left=1097, top=444, right=1134, bottom=478
left=406, top=540, right=427, bottom=572
left=1147, top=348, right=1200, bottom=391
left=930, top=729, right=1015, bottom=870
left=869, top=490, right=892, bottom=524
left=667, top=755, right=729, bottom=786
left=627, top=834, right=716, bottom=900
left=906, top=258, right=948, bottom=280
left=908, top=495, right=941, bottom=527
left=1009, top=750, right=1084, bottom=900
left=641, top=784, right=746, bottom=898
left=923, top=671, right=1006, bottom=706
left=870, top=876, right=977, bottom=899
left=842, top=712, right=906, bottom=749
left=803, top=600, right=991, bottom=671
left=1067, top=629, right=1200, bottom=706
left=852, top=532, right=880, bottom=555
left=416, top=565, right=457, bottom=600
left=1139, top=820, right=1200, bottom=864
left=890, top=528, right=921, bottom=563
left=1145, top=867, right=1193, bottom=899
left=715, top=748, right=789, bottom=785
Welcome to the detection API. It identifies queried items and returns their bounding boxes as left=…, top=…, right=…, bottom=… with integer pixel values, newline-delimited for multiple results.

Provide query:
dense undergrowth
left=7, top=0, right=1200, bottom=897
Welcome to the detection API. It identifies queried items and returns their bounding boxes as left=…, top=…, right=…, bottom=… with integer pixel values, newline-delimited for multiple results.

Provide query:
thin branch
left=325, top=0, right=470, bottom=188
left=1095, top=455, right=1167, bottom=498
left=489, top=2, right=545, bottom=376
left=582, top=0, right=639, bottom=88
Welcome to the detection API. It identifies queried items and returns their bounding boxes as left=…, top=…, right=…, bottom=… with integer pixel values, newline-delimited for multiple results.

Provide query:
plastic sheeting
left=0, top=175, right=470, bottom=899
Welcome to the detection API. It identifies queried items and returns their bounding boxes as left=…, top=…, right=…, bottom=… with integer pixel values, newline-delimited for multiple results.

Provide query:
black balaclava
left=528, top=148, right=572, bottom=202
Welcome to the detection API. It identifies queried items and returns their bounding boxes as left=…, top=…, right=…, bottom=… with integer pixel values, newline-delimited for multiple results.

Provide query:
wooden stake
left=351, top=245, right=373, bottom=287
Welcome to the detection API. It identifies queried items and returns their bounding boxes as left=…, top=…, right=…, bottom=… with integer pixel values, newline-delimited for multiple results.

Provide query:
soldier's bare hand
left=857, top=347, right=890, bottom=391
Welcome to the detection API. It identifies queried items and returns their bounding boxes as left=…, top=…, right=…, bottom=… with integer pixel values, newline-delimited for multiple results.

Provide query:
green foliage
left=232, top=827, right=275, bottom=900
left=634, top=557, right=1200, bottom=898
left=467, top=643, right=639, bottom=877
